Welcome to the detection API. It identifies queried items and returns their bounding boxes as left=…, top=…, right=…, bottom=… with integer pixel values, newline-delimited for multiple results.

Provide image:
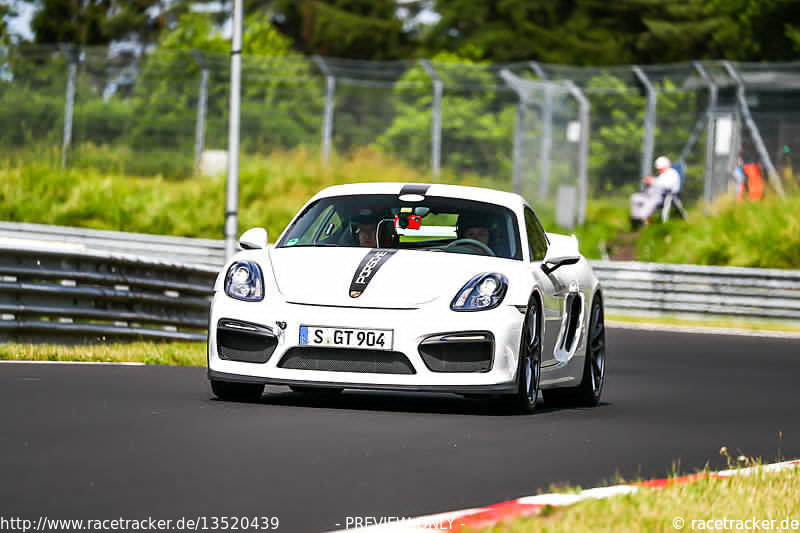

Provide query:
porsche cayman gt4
left=207, top=183, right=606, bottom=413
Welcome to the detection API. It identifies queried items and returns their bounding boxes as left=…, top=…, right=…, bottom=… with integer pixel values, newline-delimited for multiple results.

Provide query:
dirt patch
left=608, top=231, right=638, bottom=261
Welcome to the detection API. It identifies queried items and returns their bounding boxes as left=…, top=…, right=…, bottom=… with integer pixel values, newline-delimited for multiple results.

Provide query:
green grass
left=0, top=145, right=504, bottom=244
left=568, top=197, right=631, bottom=259
left=0, top=342, right=207, bottom=366
left=5, top=144, right=797, bottom=267
left=471, top=461, right=800, bottom=533
left=636, top=192, right=800, bottom=269
left=606, top=314, right=800, bottom=334
left=0, top=144, right=628, bottom=259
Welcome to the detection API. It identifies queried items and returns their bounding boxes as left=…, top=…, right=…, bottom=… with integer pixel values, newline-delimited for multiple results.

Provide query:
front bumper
left=207, top=294, right=525, bottom=394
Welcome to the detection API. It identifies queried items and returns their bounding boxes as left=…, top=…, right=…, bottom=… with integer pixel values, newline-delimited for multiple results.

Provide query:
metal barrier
left=593, top=260, right=800, bottom=320
left=0, top=221, right=225, bottom=268
left=0, top=244, right=217, bottom=343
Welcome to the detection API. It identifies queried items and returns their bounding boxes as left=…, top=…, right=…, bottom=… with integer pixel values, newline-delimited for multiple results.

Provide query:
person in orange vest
left=733, top=156, right=764, bottom=202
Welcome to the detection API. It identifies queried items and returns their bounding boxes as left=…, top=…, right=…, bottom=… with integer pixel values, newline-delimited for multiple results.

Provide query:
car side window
left=524, top=208, right=548, bottom=261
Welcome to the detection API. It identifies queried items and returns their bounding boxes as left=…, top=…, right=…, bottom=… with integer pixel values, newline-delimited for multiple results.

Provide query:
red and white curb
left=330, top=459, right=800, bottom=532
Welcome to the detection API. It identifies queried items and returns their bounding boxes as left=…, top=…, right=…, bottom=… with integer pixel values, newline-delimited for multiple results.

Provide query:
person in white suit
left=630, top=156, right=681, bottom=224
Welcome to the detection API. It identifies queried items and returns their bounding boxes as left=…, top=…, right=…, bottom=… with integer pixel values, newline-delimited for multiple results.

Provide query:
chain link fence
left=2, top=44, right=799, bottom=228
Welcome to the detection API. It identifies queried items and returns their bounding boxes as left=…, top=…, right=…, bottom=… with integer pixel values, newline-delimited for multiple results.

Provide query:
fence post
left=192, top=51, right=209, bottom=176
left=530, top=62, right=552, bottom=198
left=313, top=56, right=335, bottom=166
left=692, top=62, right=717, bottom=207
left=632, top=66, right=656, bottom=180
left=61, top=51, right=78, bottom=169
left=499, top=69, right=525, bottom=194
left=421, top=60, right=442, bottom=178
left=224, top=0, right=243, bottom=260
left=722, top=61, right=785, bottom=196
left=566, top=81, right=589, bottom=226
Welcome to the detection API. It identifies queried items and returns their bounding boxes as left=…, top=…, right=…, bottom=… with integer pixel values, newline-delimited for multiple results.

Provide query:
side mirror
left=239, top=227, right=268, bottom=250
left=540, top=234, right=580, bottom=275
left=541, top=255, right=580, bottom=275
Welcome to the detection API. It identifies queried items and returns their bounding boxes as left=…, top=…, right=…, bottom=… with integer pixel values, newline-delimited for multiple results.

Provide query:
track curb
left=329, top=459, right=800, bottom=532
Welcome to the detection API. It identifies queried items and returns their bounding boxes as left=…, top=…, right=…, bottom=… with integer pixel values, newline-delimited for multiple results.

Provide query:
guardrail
left=0, top=244, right=217, bottom=343
left=593, top=260, right=800, bottom=321
left=0, top=221, right=225, bottom=268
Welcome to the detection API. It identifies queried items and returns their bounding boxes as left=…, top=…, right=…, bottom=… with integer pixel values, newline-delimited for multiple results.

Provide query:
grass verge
left=636, top=192, right=800, bottom=269
left=0, top=146, right=501, bottom=244
left=606, top=313, right=800, bottom=334
left=0, top=145, right=630, bottom=260
left=0, top=342, right=207, bottom=366
left=471, top=462, right=800, bottom=533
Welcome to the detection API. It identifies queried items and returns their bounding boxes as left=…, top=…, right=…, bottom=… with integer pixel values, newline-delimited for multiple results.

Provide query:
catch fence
left=2, top=45, right=799, bottom=227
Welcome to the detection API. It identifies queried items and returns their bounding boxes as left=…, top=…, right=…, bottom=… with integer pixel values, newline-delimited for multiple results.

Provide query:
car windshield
left=276, top=194, right=522, bottom=260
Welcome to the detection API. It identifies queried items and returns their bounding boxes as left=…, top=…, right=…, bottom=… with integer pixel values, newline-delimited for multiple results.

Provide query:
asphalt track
left=2, top=328, right=799, bottom=532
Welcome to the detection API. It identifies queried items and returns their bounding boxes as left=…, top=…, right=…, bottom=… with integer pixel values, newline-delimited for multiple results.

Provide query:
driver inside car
left=455, top=212, right=495, bottom=253
left=355, top=220, right=378, bottom=248
left=350, top=209, right=397, bottom=248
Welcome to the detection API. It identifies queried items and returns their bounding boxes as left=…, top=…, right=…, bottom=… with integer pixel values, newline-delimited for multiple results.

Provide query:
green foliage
left=705, top=0, right=800, bottom=61
left=582, top=74, right=701, bottom=197
left=636, top=195, right=800, bottom=268
left=125, top=11, right=319, bottom=157
left=271, top=0, right=413, bottom=59
left=26, top=0, right=177, bottom=47
left=0, top=146, right=504, bottom=240
left=0, top=3, right=14, bottom=44
left=375, top=50, right=515, bottom=177
left=0, top=47, right=70, bottom=147
left=425, top=0, right=800, bottom=64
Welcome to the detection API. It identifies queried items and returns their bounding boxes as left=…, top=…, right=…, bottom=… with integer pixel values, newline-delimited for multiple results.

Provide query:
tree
left=270, top=0, right=413, bottom=59
left=25, top=0, right=180, bottom=47
left=128, top=11, right=321, bottom=158
left=375, top=50, right=515, bottom=177
left=424, top=0, right=800, bottom=65
left=705, top=0, right=800, bottom=61
left=1, top=2, right=15, bottom=44
left=423, top=0, right=582, bottom=63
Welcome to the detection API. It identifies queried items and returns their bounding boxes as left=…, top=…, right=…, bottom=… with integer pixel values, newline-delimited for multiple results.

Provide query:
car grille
left=418, top=331, right=494, bottom=373
left=217, top=319, right=278, bottom=364
left=278, top=347, right=415, bottom=374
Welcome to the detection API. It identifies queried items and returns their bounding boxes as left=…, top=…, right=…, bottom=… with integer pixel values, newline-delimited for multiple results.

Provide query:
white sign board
left=566, top=121, right=581, bottom=143
left=714, top=116, right=733, bottom=155
left=556, top=185, right=577, bottom=229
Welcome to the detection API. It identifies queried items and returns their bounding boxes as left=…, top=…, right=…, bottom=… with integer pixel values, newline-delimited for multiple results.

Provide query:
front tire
left=499, top=295, right=542, bottom=414
left=544, top=292, right=606, bottom=407
left=210, top=379, right=264, bottom=402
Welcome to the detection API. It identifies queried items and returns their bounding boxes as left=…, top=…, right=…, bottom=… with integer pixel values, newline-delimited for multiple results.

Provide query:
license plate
left=299, top=326, right=393, bottom=350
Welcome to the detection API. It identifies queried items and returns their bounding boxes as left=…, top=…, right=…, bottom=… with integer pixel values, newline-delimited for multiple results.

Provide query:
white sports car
left=207, top=183, right=605, bottom=413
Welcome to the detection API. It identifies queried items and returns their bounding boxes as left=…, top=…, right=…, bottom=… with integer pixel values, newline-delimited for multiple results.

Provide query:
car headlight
left=451, top=273, right=508, bottom=311
left=224, top=261, right=264, bottom=301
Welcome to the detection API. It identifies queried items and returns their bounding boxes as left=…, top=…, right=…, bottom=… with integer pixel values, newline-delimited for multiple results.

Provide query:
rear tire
left=210, top=379, right=264, bottom=402
left=543, top=293, right=606, bottom=407
left=497, top=294, right=542, bottom=414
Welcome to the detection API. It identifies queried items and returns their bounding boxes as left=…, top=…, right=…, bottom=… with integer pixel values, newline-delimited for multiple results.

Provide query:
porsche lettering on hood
left=349, top=249, right=397, bottom=298
left=268, top=247, right=516, bottom=308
